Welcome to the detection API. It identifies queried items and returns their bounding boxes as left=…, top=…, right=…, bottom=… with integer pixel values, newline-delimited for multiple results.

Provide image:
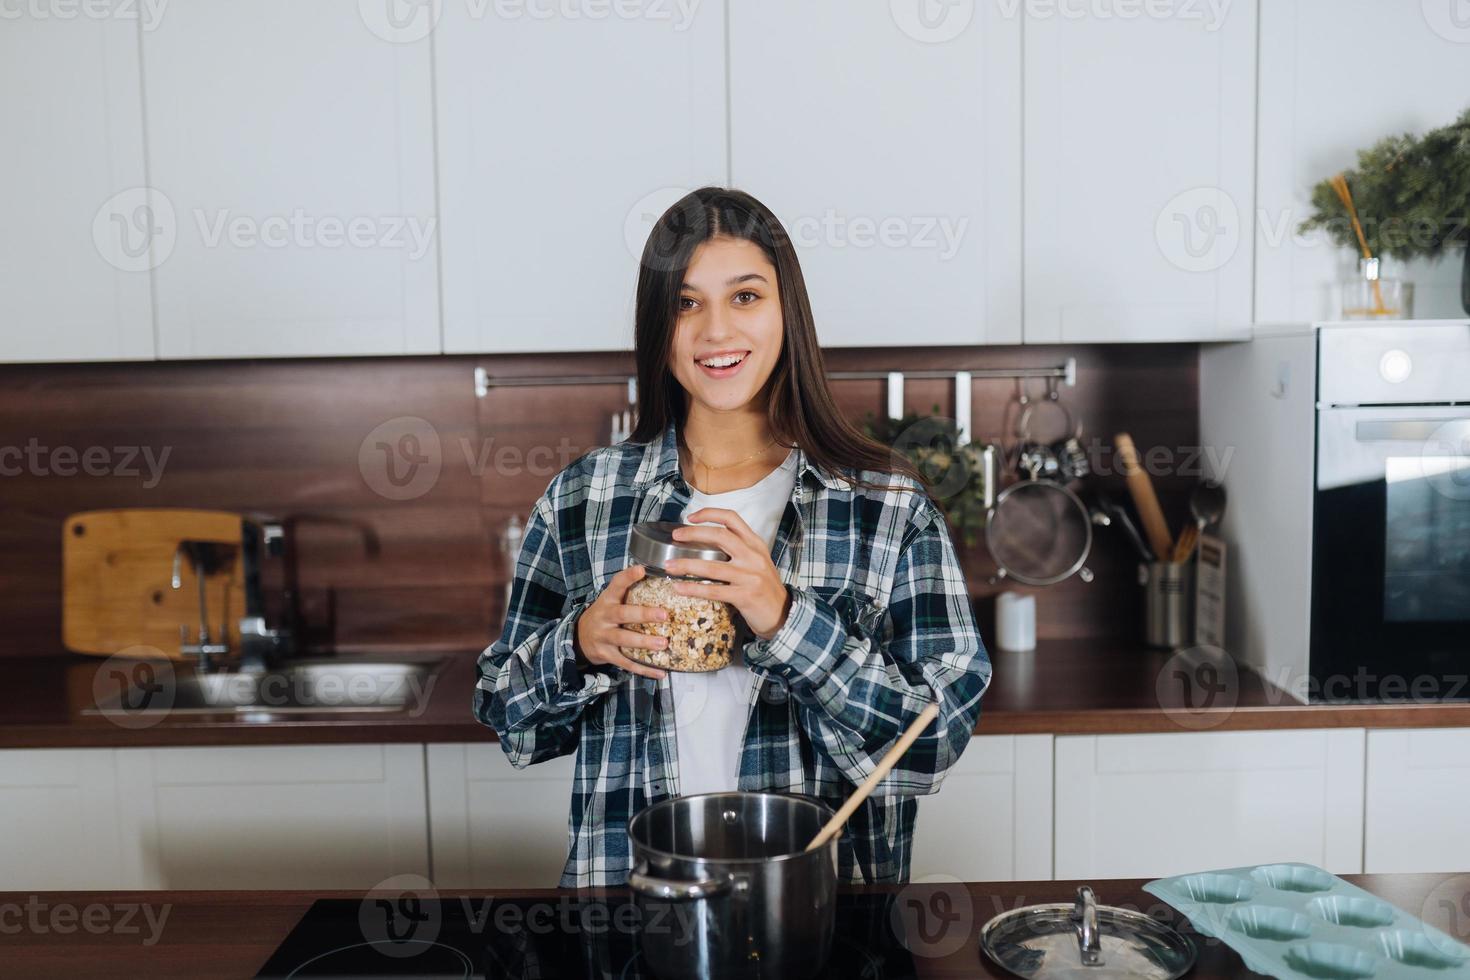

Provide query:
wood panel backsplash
left=0, top=345, right=1199, bottom=657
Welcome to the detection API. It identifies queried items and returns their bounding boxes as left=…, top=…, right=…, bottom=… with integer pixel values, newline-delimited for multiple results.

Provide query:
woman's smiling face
left=669, top=236, right=785, bottom=416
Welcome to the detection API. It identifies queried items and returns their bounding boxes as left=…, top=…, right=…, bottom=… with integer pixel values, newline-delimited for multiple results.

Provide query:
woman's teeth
left=699, top=353, right=746, bottom=368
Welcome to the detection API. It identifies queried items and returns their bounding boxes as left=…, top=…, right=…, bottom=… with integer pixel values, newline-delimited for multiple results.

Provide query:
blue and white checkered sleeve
left=747, top=500, right=991, bottom=795
left=473, top=493, right=621, bottom=769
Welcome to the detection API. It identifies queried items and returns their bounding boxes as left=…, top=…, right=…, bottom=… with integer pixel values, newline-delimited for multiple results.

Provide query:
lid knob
left=1075, top=886, right=1104, bottom=967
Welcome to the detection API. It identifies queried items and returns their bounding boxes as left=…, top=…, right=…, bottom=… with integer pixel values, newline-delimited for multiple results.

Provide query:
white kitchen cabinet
left=113, top=744, right=429, bottom=889
left=912, top=735, right=1053, bottom=881
left=436, top=2, right=727, bottom=354
left=729, top=1, right=1022, bottom=347
left=141, top=0, right=439, bottom=359
left=1055, top=730, right=1365, bottom=880
left=0, top=749, right=133, bottom=889
left=1024, top=2, right=1256, bottom=342
left=0, top=16, right=153, bottom=362
left=1365, top=729, right=1470, bottom=874
left=427, top=743, right=575, bottom=888
left=1256, top=1, right=1470, bottom=323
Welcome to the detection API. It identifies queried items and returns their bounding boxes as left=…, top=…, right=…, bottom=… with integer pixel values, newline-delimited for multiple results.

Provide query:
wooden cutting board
left=62, top=509, right=248, bottom=659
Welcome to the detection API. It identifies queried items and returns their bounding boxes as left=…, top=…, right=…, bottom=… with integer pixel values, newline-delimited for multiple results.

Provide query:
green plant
left=1299, top=107, right=1470, bottom=262
left=864, top=407, right=990, bottom=547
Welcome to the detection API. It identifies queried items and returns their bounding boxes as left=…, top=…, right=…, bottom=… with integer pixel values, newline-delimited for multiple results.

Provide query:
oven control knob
left=1379, top=348, right=1413, bottom=384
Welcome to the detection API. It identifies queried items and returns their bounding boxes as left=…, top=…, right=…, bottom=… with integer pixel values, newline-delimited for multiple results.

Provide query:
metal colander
left=985, top=480, right=1098, bottom=586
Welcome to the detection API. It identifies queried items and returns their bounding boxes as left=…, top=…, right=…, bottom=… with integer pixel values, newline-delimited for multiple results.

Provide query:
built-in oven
left=1311, top=324, right=1470, bottom=702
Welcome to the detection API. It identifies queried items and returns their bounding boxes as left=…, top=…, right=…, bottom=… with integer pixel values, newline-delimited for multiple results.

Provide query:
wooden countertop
left=3, top=640, right=1469, bottom=749
left=2, top=875, right=1466, bottom=979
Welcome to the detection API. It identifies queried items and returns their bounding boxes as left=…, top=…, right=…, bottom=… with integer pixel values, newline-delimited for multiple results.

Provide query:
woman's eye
left=678, top=296, right=699, bottom=311
left=732, top=290, right=760, bottom=305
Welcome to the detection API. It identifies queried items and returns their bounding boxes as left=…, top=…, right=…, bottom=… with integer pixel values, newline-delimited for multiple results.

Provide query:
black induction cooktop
left=255, top=891, right=920, bottom=979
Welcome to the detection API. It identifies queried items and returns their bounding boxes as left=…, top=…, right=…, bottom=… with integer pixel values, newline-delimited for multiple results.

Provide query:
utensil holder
left=1140, top=560, right=1193, bottom=649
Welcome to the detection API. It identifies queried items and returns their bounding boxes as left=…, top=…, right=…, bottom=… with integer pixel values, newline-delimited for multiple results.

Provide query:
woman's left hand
left=664, top=508, right=792, bottom=640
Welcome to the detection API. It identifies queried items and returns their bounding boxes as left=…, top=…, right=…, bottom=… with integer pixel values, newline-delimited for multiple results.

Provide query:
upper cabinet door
left=1024, top=2, right=1257, bottom=343
left=729, top=2, right=1022, bottom=347
left=0, top=15, right=153, bottom=362
left=142, top=1, right=439, bottom=359
left=437, top=2, right=727, bottom=354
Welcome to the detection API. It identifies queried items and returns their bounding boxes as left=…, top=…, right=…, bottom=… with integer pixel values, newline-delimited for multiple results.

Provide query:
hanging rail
left=473, top=358, right=1075, bottom=397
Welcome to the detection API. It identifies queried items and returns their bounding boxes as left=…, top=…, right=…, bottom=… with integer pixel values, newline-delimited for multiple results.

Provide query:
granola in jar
left=620, top=521, right=739, bottom=672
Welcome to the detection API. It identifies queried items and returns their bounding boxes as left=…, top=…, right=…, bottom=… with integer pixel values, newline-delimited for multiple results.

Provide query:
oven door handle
left=1356, top=418, right=1470, bottom=442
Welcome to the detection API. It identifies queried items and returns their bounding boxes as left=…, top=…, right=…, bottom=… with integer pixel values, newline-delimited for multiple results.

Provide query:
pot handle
left=627, top=865, right=733, bottom=902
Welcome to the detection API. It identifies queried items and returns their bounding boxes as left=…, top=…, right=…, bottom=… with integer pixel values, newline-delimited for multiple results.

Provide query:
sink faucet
left=171, top=541, right=231, bottom=672
left=236, top=616, right=284, bottom=674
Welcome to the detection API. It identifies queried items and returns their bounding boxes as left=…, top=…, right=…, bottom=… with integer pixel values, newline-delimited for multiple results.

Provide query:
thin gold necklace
left=681, top=435, right=779, bottom=473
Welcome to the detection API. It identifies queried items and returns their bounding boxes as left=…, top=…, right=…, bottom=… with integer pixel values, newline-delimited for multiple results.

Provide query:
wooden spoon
left=805, top=701, right=941, bottom=853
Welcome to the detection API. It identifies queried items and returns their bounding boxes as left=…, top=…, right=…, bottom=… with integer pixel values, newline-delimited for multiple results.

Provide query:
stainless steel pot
left=627, top=791, right=838, bottom=980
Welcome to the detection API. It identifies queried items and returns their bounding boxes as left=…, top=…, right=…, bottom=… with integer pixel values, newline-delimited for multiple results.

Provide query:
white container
left=995, top=592, right=1037, bottom=652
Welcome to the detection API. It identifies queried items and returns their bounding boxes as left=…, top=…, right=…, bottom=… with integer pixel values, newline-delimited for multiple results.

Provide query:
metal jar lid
left=628, top=521, right=731, bottom=573
left=980, top=886, right=1197, bottom=980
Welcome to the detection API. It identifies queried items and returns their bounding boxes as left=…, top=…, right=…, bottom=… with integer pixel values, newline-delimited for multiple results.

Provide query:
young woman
left=474, top=188, right=991, bottom=888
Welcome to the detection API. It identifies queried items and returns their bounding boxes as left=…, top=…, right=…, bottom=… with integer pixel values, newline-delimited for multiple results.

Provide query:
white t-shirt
left=671, top=450, right=798, bottom=798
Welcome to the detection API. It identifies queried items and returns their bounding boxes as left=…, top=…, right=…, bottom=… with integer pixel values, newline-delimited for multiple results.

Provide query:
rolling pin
left=1114, top=433, right=1174, bottom=561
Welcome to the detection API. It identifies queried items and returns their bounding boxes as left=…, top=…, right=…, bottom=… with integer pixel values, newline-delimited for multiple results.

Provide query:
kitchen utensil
left=1014, top=377, right=1086, bottom=483
left=1097, top=492, right=1155, bottom=563
left=1170, top=482, right=1222, bottom=562
left=1057, top=431, right=1091, bottom=482
left=1145, top=862, right=1470, bottom=980
left=981, top=885, right=1198, bottom=980
left=805, top=701, right=940, bottom=853
left=1017, top=440, right=1062, bottom=481
left=1189, top=481, right=1227, bottom=532
left=627, top=791, right=838, bottom=980
left=1142, top=561, right=1193, bottom=649
left=1170, top=523, right=1201, bottom=564
left=980, top=442, right=1000, bottom=510
left=1330, top=173, right=1388, bottom=315
left=626, top=702, right=940, bottom=978
left=1114, top=433, right=1174, bottom=560
left=986, top=481, right=1108, bottom=586
left=62, top=509, right=247, bottom=659
left=996, top=591, right=1037, bottom=652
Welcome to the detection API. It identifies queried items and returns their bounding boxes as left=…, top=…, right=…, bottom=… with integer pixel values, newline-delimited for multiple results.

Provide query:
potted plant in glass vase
left=1299, top=107, right=1470, bottom=318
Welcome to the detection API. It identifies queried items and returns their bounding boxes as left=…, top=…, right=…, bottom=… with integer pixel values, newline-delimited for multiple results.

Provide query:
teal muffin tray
left=1144, top=862, right=1470, bottom=979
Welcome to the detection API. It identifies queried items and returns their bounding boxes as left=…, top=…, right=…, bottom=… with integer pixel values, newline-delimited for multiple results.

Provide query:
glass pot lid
left=980, top=887, right=1197, bottom=980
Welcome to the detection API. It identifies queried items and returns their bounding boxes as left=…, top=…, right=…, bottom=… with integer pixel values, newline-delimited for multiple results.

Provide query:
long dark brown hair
left=629, top=187, right=916, bottom=487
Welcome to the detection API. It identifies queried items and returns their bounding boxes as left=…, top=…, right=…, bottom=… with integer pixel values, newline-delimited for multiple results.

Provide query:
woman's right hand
left=574, top=564, right=670, bottom=680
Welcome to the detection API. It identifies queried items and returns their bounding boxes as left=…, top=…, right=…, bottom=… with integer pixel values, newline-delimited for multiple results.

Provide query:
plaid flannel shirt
left=473, top=423, right=991, bottom=888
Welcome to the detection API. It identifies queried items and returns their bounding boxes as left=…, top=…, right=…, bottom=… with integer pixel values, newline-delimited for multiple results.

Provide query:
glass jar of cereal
left=621, top=521, right=739, bottom=672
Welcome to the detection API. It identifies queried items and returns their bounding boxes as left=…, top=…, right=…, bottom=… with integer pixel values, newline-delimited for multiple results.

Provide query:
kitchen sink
left=87, top=657, right=445, bottom=716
